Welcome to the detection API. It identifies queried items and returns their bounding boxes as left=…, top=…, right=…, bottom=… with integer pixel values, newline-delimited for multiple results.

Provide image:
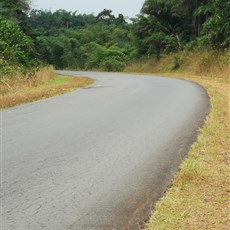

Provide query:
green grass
left=48, top=75, right=69, bottom=85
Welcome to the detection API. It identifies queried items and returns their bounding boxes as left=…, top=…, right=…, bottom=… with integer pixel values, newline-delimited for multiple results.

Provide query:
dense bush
left=0, top=17, right=38, bottom=76
left=134, top=0, right=230, bottom=59
left=29, top=15, right=134, bottom=70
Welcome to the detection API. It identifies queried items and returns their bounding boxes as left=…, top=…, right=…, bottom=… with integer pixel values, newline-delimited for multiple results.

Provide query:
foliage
left=26, top=10, right=133, bottom=70
left=0, top=0, right=30, bottom=31
left=86, top=43, right=127, bottom=71
left=133, top=0, right=230, bottom=59
left=197, top=0, right=230, bottom=48
left=96, top=9, right=115, bottom=23
left=27, top=9, right=97, bottom=31
left=0, top=0, right=229, bottom=73
left=0, top=16, right=38, bottom=77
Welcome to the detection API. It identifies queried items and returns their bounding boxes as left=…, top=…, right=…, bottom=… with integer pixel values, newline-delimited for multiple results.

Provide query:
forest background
left=0, top=0, right=229, bottom=76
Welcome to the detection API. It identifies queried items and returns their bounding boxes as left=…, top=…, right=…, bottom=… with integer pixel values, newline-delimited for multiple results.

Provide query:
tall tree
left=197, top=0, right=230, bottom=48
left=0, top=0, right=30, bottom=30
left=0, top=16, right=37, bottom=76
left=96, top=9, right=115, bottom=24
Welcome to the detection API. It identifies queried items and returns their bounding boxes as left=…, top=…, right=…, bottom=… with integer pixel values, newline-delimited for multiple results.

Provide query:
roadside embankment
left=0, top=67, right=94, bottom=109
left=124, top=50, right=230, bottom=229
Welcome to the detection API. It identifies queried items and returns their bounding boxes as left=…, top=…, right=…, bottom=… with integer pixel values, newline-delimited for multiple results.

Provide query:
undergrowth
left=125, top=49, right=230, bottom=79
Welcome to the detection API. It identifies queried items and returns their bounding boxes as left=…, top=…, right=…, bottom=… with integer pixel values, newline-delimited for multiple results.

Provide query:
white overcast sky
left=32, top=0, right=145, bottom=18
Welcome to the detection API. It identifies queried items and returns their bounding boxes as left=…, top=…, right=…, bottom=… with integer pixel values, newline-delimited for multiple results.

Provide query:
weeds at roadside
left=0, top=67, right=94, bottom=108
left=144, top=74, right=229, bottom=229
left=124, top=49, right=230, bottom=229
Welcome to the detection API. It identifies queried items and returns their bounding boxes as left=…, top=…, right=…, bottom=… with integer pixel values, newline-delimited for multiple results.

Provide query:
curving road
left=2, top=72, right=209, bottom=230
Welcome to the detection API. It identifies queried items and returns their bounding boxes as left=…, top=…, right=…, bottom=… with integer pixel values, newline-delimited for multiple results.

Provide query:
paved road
left=2, top=72, right=209, bottom=230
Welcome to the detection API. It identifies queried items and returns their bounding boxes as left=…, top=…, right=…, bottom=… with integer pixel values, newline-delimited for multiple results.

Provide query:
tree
left=134, top=0, right=227, bottom=57
left=141, top=0, right=189, bottom=49
left=115, top=14, right=127, bottom=26
left=86, top=43, right=127, bottom=71
left=0, top=16, right=37, bottom=76
left=197, top=0, right=230, bottom=48
left=96, top=9, right=115, bottom=24
left=0, top=0, right=30, bottom=31
left=27, top=10, right=97, bottom=31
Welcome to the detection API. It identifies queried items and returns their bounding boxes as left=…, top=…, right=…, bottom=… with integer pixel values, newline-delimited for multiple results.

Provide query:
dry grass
left=125, top=50, right=230, bottom=229
left=144, top=73, right=230, bottom=230
left=124, top=49, right=230, bottom=79
left=0, top=67, right=94, bottom=108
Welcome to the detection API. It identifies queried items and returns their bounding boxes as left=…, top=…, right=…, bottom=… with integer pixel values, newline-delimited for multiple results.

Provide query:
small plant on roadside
left=172, top=54, right=183, bottom=70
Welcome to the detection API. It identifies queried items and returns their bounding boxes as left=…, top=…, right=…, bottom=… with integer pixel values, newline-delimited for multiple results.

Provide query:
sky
left=32, top=0, right=145, bottom=18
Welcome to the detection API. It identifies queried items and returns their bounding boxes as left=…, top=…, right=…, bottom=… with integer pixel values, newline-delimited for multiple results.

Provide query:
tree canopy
left=133, top=0, right=230, bottom=58
left=0, top=0, right=229, bottom=76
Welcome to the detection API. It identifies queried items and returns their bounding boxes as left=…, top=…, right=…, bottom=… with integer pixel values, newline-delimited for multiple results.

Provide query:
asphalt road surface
left=2, top=72, right=210, bottom=230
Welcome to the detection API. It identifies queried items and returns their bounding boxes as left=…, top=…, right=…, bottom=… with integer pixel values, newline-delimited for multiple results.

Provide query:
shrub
left=172, top=54, right=183, bottom=70
left=0, top=16, right=38, bottom=77
left=101, top=57, right=126, bottom=71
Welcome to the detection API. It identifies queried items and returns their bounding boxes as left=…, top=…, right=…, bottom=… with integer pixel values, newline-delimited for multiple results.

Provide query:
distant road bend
left=2, top=71, right=210, bottom=230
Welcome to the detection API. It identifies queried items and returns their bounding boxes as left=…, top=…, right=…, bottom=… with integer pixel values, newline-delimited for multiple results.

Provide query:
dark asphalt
left=2, top=72, right=210, bottom=230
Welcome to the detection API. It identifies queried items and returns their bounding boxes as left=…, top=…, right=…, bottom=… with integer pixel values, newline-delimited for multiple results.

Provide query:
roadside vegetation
left=124, top=49, right=230, bottom=229
left=146, top=73, right=229, bottom=229
left=0, top=67, right=93, bottom=108
left=0, top=0, right=229, bottom=227
left=1, top=0, right=229, bottom=74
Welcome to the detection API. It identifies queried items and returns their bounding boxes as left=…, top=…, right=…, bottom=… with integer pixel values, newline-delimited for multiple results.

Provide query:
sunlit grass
left=48, top=75, right=69, bottom=85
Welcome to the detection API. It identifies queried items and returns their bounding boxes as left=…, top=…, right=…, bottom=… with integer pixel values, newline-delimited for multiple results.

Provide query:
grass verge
left=144, top=73, right=229, bottom=229
left=0, top=68, right=94, bottom=109
left=124, top=50, right=230, bottom=229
